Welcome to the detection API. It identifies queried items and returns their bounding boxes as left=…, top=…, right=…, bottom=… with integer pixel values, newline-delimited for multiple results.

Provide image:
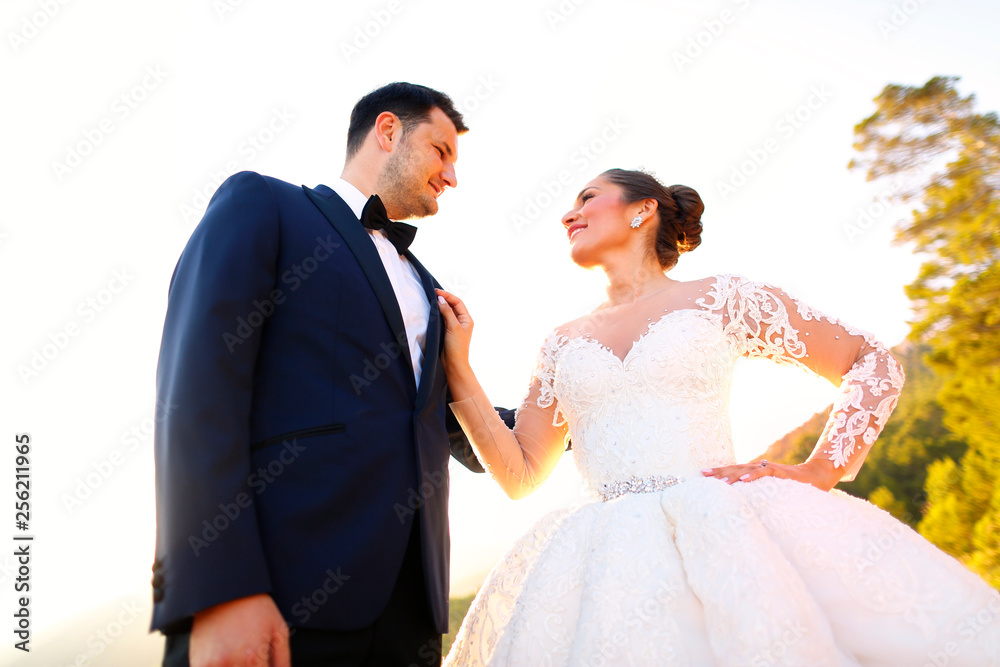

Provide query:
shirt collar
left=329, top=177, right=369, bottom=220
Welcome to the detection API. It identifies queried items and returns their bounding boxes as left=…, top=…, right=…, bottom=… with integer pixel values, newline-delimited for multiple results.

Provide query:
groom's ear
left=372, top=111, right=403, bottom=153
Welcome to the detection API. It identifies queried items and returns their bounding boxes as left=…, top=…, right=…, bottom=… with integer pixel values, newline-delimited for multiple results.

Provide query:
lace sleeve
left=447, top=331, right=570, bottom=499
left=700, top=275, right=905, bottom=482
left=530, top=330, right=568, bottom=427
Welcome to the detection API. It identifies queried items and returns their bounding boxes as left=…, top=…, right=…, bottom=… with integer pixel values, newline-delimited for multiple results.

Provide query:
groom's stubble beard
left=374, top=134, right=438, bottom=220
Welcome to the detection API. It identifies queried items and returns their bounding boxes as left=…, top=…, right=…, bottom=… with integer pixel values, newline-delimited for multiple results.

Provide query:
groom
left=151, top=82, right=495, bottom=666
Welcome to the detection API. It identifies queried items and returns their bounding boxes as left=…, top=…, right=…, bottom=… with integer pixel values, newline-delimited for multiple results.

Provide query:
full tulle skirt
left=444, top=476, right=1000, bottom=666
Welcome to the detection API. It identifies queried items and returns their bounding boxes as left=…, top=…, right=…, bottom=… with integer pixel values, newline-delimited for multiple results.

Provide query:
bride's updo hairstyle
left=600, top=168, right=704, bottom=270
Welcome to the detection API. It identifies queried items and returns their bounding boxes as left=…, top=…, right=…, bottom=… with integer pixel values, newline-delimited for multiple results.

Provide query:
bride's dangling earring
left=630, top=216, right=643, bottom=229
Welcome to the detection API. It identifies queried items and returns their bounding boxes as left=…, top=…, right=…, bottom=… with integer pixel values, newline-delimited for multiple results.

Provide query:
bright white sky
left=3, top=0, right=998, bottom=643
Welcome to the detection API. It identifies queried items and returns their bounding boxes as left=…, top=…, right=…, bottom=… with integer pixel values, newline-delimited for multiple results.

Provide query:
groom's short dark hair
left=346, top=82, right=468, bottom=159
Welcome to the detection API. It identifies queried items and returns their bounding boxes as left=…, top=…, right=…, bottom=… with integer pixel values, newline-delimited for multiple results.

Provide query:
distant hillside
left=761, top=407, right=831, bottom=465
left=445, top=593, right=476, bottom=655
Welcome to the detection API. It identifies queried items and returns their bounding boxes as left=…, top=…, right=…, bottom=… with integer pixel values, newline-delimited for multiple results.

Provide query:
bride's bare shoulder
left=549, top=313, right=595, bottom=339
left=680, top=275, right=723, bottom=290
left=548, top=276, right=726, bottom=335
left=548, top=305, right=617, bottom=339
left=658, top=275, right=728, bottom=301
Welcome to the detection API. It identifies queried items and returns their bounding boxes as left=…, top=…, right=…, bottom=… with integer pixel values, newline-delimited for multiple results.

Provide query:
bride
left=434, top=168, right=999, bottom=666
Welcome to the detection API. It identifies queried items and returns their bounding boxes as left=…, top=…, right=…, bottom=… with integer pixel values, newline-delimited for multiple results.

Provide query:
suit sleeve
left=151, top=171, right=280, bottom=632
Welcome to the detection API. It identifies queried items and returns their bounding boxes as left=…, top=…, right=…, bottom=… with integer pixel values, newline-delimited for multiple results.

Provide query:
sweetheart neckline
left=558, top=308, right=721, bottom=366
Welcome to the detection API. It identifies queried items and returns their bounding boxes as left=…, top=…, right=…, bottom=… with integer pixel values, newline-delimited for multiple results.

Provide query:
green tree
left=851, top=75, right=1000, bottom=584
left=868, top=485, right=909, bottom=522
left=967, top=485, right=1000, bottom=588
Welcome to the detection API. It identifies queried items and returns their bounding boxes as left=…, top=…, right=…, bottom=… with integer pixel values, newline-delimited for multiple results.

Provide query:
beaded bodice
left=523, top=274, right=904, bottom=498
left=543, top=308, right=737, bottom=496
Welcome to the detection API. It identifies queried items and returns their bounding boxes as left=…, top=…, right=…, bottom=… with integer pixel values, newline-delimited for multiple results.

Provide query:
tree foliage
left=850, top=75, right=999, bottom=584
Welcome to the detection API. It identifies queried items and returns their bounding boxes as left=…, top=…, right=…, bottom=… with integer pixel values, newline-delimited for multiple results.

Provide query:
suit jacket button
left=152, top=573, right=164, bottom=588
left=153, top=588, right=164, bottom=603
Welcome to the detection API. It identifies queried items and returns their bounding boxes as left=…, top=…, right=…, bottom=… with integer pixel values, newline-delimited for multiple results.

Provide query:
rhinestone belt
left=598, top=474, right=685, bottom=502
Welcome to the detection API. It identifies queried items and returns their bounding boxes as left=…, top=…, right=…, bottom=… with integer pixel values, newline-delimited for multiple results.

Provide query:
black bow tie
left=360, top=195, right=417, bottom=254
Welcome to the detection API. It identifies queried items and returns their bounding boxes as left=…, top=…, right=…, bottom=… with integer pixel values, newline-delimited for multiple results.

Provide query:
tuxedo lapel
left=302, top=185, right=415, bottom=390
left=405, top=251, right=442, bottom=412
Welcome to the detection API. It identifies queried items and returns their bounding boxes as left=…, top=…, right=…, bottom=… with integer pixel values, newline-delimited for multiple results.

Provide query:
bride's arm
left=437, top=289, right=569, bottom=500
left=701, top=275, right=904, bottom=491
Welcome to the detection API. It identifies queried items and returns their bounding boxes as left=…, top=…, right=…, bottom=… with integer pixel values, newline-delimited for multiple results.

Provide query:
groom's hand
left=190, top=593, right=291, bottom=667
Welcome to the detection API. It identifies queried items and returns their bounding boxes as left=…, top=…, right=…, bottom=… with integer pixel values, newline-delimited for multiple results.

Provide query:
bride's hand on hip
left=700, top=457, right=838, bottom=492
left=436, top=288, right=474, bottom=371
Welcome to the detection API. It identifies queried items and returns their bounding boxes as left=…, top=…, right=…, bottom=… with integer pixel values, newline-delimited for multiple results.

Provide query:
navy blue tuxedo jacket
left=151, top=171, right=492, bottom=635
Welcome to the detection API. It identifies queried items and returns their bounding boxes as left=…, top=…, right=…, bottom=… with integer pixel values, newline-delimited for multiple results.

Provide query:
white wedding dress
left=443, top=274, right=1000, bottom=666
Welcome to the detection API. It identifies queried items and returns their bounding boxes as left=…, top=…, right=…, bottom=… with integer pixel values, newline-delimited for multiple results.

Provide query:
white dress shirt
left=329, top=178, right=431, bottom=388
